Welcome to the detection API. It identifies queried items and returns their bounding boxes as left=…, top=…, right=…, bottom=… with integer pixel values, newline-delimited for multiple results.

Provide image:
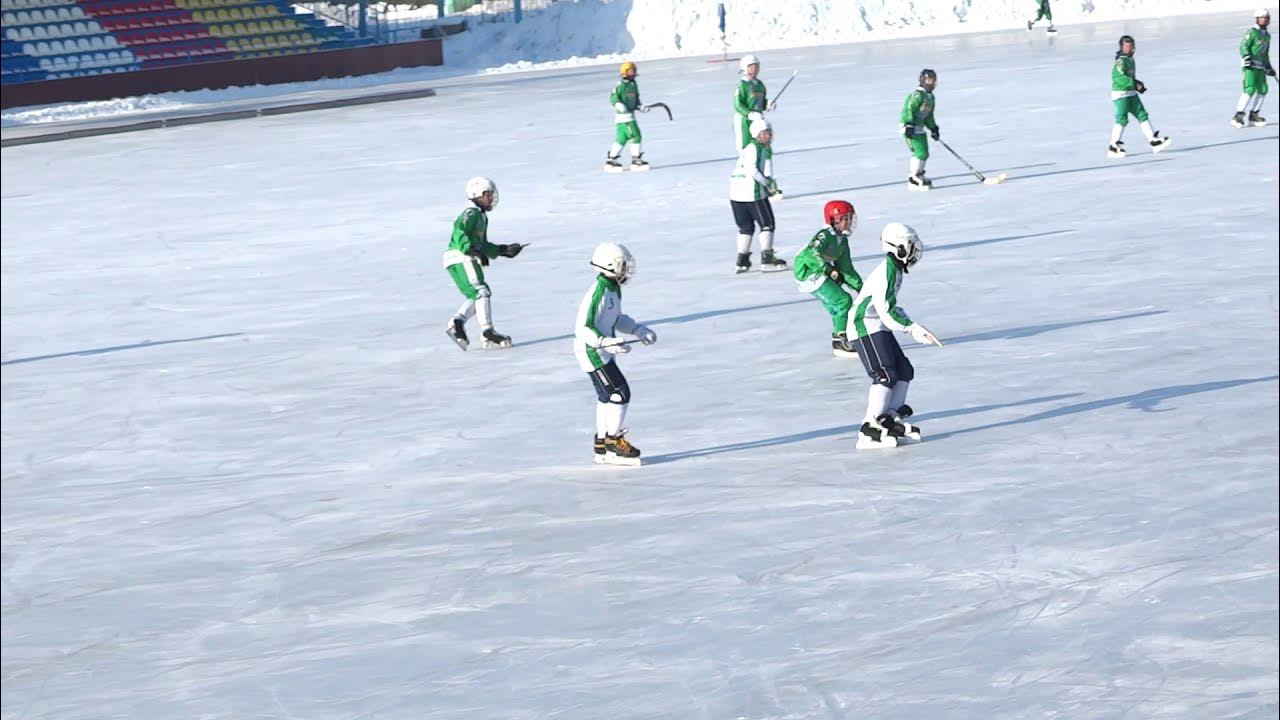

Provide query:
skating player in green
left=1232, top=9, right=1274, bottom=128
left=1108, top=35, right=1172, bottom=158
left=1026, top=0, right=1055, bottom=33
left=605, top=61, right=649, bottom=171
left=900, top=69, right=940, bottom=190
left=793, top=200, right=864, bottom=357
left=443, top=177, right=525, bottom=351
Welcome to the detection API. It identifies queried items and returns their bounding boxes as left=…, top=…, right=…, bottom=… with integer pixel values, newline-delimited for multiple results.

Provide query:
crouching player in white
left=851, top=223, right=943, bottom=449
left=574, top=243, right=658, bottom=465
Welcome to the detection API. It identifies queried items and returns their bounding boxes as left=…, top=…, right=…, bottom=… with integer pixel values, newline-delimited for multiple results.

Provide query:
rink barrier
left=0, top=37, right=443, bottom=111
left=0, top=86, right=437, bottom=146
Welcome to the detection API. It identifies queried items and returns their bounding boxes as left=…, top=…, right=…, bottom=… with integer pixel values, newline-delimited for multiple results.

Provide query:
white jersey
left=729, top=140, right=773, bottom=202
left=574, top=274, right=638, bottom=372
left=851, top=255, right=915, bottom=338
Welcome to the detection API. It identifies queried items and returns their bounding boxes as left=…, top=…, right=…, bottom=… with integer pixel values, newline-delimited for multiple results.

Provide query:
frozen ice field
left=2, top=12, right=1278, bottom=720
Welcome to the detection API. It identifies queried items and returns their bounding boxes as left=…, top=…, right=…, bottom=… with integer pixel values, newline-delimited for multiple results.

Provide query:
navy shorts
left=855, top=330, right=914, bottom=386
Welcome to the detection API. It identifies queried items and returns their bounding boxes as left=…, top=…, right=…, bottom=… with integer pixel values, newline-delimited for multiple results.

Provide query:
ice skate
left=907, top=174, right=931, bottom=192
left=630, top=154, right=650, bottom=172
left=1107, top=141, right=1127, bottom=159
left=481, top=328, right=513, bottom=349
left=593, top=435, right=606, bottom=458
left=604, top=156, right=624, bottom=173
left=1027, top=20, right=1034, bottom=30
left=445, top=316, right=469, bottom=351
left=891, top=405, right=922, bottom=441
left=734, top=252, right=752, bottom=275
left=760, top=249, right=788, bottom=272
left=856, top=417, right=899, bottom=450
left=1149, top=133, right=1171, bottom=153
left=1232, top=111, right=1248, bottom=128
left=1249, top=110, right=1268, bottom=127
left=1046, top=24, right=1056, bottom=33
left=831, top=332, right=859, bottom=358
left=596, top=431, right=642, bottom=466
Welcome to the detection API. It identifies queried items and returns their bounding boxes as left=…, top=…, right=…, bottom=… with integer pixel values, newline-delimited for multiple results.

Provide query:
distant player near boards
left=605, top=61, right=649, bottom=172
left=1108, top=35, right=1172, bottom=158
left=793, top=200, right=864, bottom=358
left=1026, top=0, right=1056, bottom=33
left=900, top=69, right=940, bottom=190
left=1233, top=9, right=1274, bottom=128
left=443, top=177, right=525, bottom=351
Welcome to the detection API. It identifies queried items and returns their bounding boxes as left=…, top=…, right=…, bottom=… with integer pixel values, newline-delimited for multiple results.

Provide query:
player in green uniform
left=900, top=69, right=940, bottom=190
left=1026, top=0, right=1055, bottom=33
left=443, top=177, right=525, bottom=351
left=1108, top=35, right=1171, bottom=158
left=733, top=53, right=771, bottom=149
left=793, top=200, right=864, bottom=357
left=605, top=61, right=649, bottom=171
left=1233, top=9, right=1274, bottom=128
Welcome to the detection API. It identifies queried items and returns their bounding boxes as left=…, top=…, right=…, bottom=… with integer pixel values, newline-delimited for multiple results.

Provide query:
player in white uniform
left=729, top=117, right=786, bottom=273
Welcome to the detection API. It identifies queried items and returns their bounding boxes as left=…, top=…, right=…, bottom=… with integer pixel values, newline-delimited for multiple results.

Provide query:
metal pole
left=514, top=0, right=521, bottom=23
left=437, top=0, right=444, bottom=20
left=358, top=0, right=366, bottom=37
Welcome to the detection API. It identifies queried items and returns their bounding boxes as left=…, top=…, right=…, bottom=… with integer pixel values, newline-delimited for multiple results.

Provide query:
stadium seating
left=2, top=0, right=373, bottom=84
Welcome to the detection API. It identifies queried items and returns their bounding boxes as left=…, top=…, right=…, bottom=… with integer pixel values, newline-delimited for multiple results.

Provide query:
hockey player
left=793, top=200, right=864, bottom=357
left=1233, top=9, right=1274, bottom=128
left=1027, top=0, right=1055, bottom=33
left=1108, top=35, right=1172, bottom=158
left=900, top=69, right=940, bottom=190
left=443, top=177, right=524, bottom=351
left=574, top=243, right=657, bottom=466
left=851, top=223, right=943, bottom=449
left=729, top=117, right=786, bottom=273
left=605, top=61, right=649, bottom=171
left=733, top=53, right=771, bottom=149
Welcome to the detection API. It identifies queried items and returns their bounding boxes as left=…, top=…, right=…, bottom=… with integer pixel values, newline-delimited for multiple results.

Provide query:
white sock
left=454, top=300, right=475, bottom=322
left=1237, top=92, right=1254, bottom=113
left=595, top=403, right=609, bottom=438
left=736, top=232, right=753, bottom=254
left=608, top=142, right=623, bottom=159
left=1110, top=124, right=1125, bottom=145
left=909, top=156, right=923, bottom=176
left=1139, top=120, right=1157, bottom=142
left=476, top=295, right=492, bottom=330
left=864, top=384, right=893, bottom=423
left=759, top=230, right=774, bottom=252
left=605, top=402, right=628, bottom=436
left=889, top=381, right=909, bottom=414
left=628, top=142, right=642, bottom=159
left=1249, top=94, right=1265, bottom=114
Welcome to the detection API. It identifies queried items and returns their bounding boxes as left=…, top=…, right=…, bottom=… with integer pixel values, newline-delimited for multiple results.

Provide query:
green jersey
left=734, top=78, right=767, bottom=117
left=899, top=88, right=938, bottom=131
left=1111, top=53, right=1138, bottom=98
left=1241, top=25, right=1273, bottom=71
left=611, top=78, right=642, bottom=121
left=442, top=205, right=499, bottom=268
left=793, top=227, right=863, bottom=292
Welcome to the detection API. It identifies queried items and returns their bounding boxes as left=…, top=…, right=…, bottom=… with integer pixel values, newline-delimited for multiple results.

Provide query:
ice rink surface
left=3, top=12, right=1278, bottom=720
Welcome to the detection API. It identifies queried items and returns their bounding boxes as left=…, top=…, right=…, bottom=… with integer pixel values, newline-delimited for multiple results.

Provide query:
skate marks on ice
left=1166, top=133, right=1278, bottom=155
left=642, top=394, right=1082, bottom=466
left=651, top=141, right=863, bottom=171
left=941, top=309, right=1167, bottom=347
left=849, top=229, right=1075, bottom=265
left=1002, top=156, right=1173, bottom=184
left=1, top=332, right=245, bottom=366
left=928, top=375, right=1280, bottom=443
left=787, top=162, right=1054, bottom=200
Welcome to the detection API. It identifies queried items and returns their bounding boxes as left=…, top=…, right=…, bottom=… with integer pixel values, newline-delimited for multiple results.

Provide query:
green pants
left=1113, top=95, right=1149, bottom=126
left=1243, top=68, right=1270, bottom=96
left=904, top=133, right=929, bottom=161
left=812, top=278, right=853, bottom=334
left=1035, top=0, right=1052, bottom=21
left=615, top=120, right=642, bottom=145
left=446, top=260, right=488, bottom=300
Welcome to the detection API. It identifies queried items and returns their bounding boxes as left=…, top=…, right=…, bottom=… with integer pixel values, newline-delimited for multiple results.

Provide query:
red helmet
left=824, top=200, right=856, bottom=227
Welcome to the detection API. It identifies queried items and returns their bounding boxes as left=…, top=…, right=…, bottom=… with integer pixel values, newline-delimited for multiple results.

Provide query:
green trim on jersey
left=581, top=274, right=619, bottom=370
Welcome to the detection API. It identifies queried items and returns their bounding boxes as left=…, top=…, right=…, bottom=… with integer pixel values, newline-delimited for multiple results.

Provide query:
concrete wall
left=1, top=39, right=443, bottom=110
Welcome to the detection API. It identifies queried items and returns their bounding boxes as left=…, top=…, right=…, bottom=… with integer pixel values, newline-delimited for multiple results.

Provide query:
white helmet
left=465, top=176, right=498, bottom=209
left=739, top=53, right=760, bottom=73
left=749, top=116, right=771, bottom=139
left=591, top=242, right=636, bottom=284
left=881, top=222, right=923, bottom=268
left=1257, top=9, right=1270, bottom=18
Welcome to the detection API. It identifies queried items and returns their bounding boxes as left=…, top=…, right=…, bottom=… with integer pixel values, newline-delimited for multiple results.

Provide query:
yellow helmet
left=620, top=61, right=637, bottom=77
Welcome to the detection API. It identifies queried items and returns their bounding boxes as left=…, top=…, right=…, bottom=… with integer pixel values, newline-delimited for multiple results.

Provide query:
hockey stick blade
left=982, top=173, right=1008, bottom=185
left=645, top=103, right=673, bottom=121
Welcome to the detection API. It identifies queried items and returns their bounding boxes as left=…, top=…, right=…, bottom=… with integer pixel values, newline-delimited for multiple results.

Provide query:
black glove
left=903, top=123, right=916, bottom=137
left=478, top=254, right=490, bottom=267
left=1134, top=80, right=1146, bottom=94
left=827, top=268, right=844, bottom=285
left=1268, top=68, right=1277, bottom=77
left=930, top=126, right=940, bottom=141
left=499, top=243, right=524, bottom=258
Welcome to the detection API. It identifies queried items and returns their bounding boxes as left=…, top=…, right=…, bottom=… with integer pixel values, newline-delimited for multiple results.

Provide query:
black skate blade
left=594, top=454, right=643, bottom=466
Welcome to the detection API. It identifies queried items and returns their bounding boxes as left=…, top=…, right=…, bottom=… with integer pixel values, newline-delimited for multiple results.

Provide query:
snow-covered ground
left=3, top=11, right=1278, bottom=720
left=1, top=0, right=1258, bottom=125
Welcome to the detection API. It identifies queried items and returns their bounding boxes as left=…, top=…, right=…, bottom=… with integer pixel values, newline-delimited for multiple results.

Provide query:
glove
left=908, top=323, right=943, bottom=347
left=747, top=111, right=764, bottom=122
left=1134, top=80, right=1146, bottom=94
left=597, top=336, right=631, bottom=354
left=635, top=324, right=658, bottom=346
left=766, top=100, right=777, bottom=112
left=766, top=178, right=781, bottom=196
left=827, top=268, right=845, bottom=285
left=614, top=102, right=627, bottom=113
left=903, top=123, right=916, bottom=137
left=930, top=126, right=940, bottom=141
left=1268, top=68, right=1277, bottom=77
left=498, top=243, right=524, bottom=258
